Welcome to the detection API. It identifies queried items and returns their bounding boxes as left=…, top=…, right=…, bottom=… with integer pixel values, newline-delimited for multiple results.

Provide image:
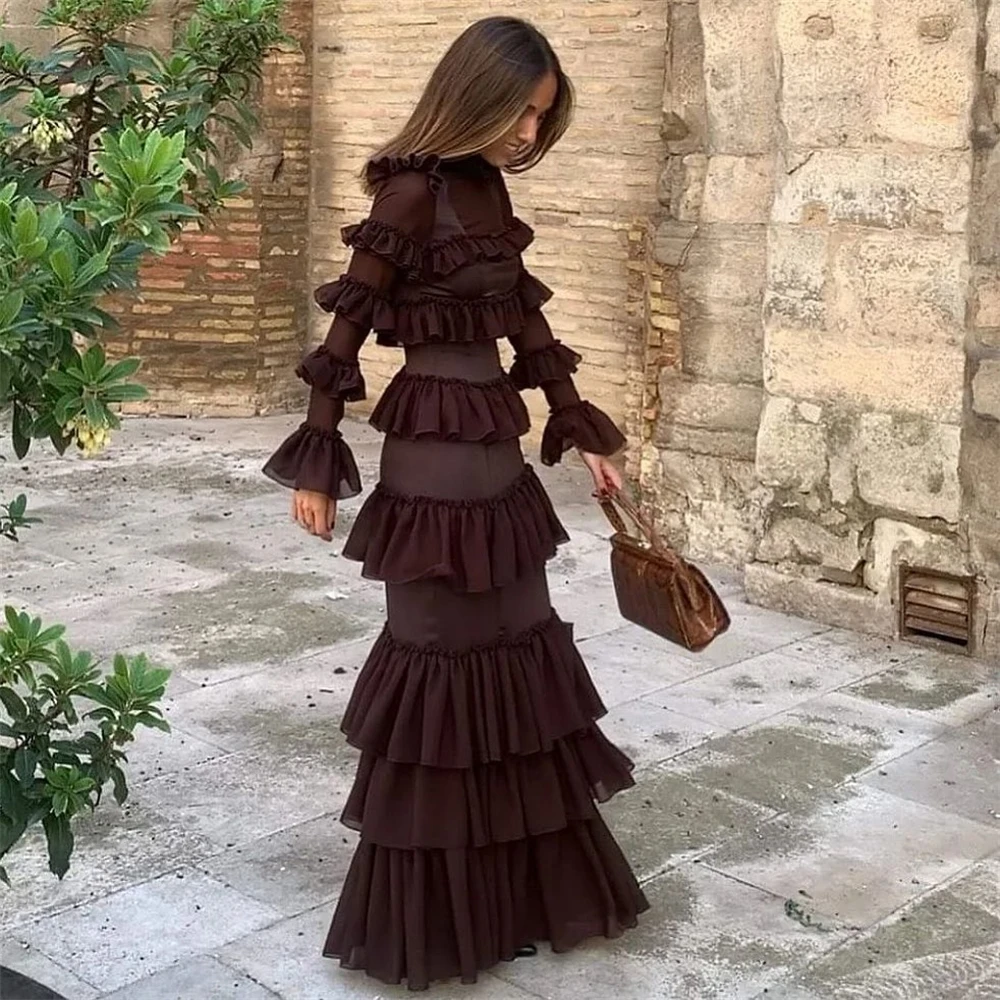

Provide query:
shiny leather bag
left=598, top=490, right=730, bottom=652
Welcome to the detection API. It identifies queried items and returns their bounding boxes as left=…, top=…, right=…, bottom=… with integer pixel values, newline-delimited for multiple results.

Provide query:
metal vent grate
left=898, top=565, right=974, bottom=651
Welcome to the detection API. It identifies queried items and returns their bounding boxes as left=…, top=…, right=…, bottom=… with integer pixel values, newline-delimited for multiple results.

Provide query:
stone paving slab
left=702, top=783, right=999, bottom=929
left=1, top=415, right=997, bottom=1000
left=13, top=868, right=281, bottom=994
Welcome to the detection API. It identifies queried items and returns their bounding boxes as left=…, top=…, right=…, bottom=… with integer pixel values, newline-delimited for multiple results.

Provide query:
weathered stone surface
left=855, top=414, right=962, bottom=522
left=830, top=230, right=966, bottom=347
left=745, top=563, right=895, bottom=636
left=700, top=0, right=778, bottom=154
left=664, top=1, right=708, bottom=155
left=654, top=219, right=698, bottom=265
left=972, top=269, right=1000, bottom=328
left=763, top=327, right=967, bottom=424
left=972, top=358, right=1000, bottom=420
left=773, top=149, right=970, bottom=233
left=659, top=375, right=763, bottom=432
left=756, top=395, right=828, bottom=492
left=864, top=518, right=970, bottom=595
left=764, top=224, right=829, bottom=331
left=660, top=153, right=708, bottom=220
left=702, top=154, right=776, bottom=224
left=758, top=517, right=862, bottom=572
left=874, top=0, right=977, bottom=149
left=776, top=0, right=878, bottom=148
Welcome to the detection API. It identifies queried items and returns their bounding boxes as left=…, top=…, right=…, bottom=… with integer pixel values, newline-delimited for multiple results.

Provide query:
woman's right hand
left=292, top=489, right=337, bottom=542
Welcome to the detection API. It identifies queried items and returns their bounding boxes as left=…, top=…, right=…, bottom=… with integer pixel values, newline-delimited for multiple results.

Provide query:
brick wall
left=112, top=0, right=314, bottom=417
left=310, top=0, right=668, bottom=433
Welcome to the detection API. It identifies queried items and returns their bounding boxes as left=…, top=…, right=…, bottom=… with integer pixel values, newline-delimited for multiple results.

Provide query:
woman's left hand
left=578, top=449, right=623, bottom=496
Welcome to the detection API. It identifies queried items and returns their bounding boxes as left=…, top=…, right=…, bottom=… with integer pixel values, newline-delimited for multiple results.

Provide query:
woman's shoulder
left=365, top=153, right=444, bottom=198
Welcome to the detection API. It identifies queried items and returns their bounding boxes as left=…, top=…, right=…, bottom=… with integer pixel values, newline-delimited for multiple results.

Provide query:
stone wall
left=649, top=0, right=1000, bottom=658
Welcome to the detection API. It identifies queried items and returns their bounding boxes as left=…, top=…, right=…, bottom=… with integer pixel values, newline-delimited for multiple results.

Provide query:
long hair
left=363, top=17, right=574, bottom=192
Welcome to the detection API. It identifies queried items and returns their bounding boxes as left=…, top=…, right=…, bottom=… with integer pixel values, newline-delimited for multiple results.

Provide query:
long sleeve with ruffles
left=262, top=169, right=437, bottom=499
left=508, top=279, right=626, bottom=466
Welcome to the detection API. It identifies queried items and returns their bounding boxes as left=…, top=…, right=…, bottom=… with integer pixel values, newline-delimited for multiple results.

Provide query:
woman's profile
left=264, top=15, right=648, bottom=990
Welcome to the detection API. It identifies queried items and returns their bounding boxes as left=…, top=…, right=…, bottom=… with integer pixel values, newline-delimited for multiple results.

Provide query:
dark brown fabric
left=541, top=400, right=628, bottom=467
left=264, top=154, right=645, bottom=990
left=261, top=423, right=361, bottom=500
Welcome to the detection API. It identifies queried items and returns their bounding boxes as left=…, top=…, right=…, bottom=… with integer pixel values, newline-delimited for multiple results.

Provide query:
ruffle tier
left=344, top=216, right=534, bottom=280
left=541, top=401, right=628, bottom=467
left=296, top=345, right=366, bottom=402
left=313, top=271, right=552, bottom=348
left=342, top=465, right=569, bottom=592
left=324, top=819, right=649, bottom=991
left=369, top=370, right=530, bottom=443
left=509, top=340, right=582, bottom=390
left=262, top=423, right=361, bottom=500
left=342, top=614, right=607, bottom=767
left=342, top=729, right=634, bottom=849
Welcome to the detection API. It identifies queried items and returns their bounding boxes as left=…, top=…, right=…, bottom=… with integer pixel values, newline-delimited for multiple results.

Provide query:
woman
left=263, top=15, right=648, bottom=991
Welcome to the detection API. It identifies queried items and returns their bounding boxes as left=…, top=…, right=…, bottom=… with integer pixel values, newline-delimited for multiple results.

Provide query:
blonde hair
left=363, top=16, right=574, bottom=193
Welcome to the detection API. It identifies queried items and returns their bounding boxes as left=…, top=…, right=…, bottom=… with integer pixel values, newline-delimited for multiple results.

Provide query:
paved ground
left=1, top=414, right=998, bottom=1000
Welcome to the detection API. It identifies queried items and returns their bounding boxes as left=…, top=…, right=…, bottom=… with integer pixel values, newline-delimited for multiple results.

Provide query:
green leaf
left=99, top=357, right=141, bottom=383
left=101, top=383, right=149, bottom=403
left=84, top=395, right=102, bottom=428
left=0, top=687, right=27, bottom=721
left=110, top=765, right=128, bottom=806
left=0, top=290, right=23, bottom=329
left=42, top=812, right=73, bottom=879
left=13, top=748, right=38, bottom=786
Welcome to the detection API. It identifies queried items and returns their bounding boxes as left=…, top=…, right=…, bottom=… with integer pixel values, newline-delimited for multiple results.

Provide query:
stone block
left=655, top=425, right=758, bottom=461
left=682, top=300, right=766, bottom=383
left=988, top=0, right=1000, bottom=75
left=830, top=230, right=966, bottom=348
left=763, top=326, right=967, bottom=423
left=654, top=219, right=698, bottom=265
left=664, top=2, right=709, bottom=155
left=776, top=0, right=878, bottom=148
left=855, top=413, right=962, bottom=522
left=972, top=270, right=1000, bottom=328
left=756, top=395, right=828, bottom=492
left=758, top=517, right=862, bottom=573
left=658, top=449, right=760, bottom=504
left=660, top=153, right=708, bottom=221
left=745, top=563, right=895, bottom=636
left=700, top=0, right=779, bottom=154
left=685, top=497, right=765, bottom=565
left=659, top=375, right=763, bottom=433
left=701, top=154, right=775, bottom=224
left=873, top=0, right=977, bottom=149
left=972, top=359, right=1000, bottom=421
left=773, top=149, right=970, bottom=233
left=864, top=517, right=970, bottom=595
left=764, top=224, right=829, bottom=332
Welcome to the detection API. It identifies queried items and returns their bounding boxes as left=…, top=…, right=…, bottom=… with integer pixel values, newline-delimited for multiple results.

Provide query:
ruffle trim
left=343, top=216, right=534, bottom=280
left=342, top=613, right=607, bottom=767
left=295, top=345, right=366, bottom=402
left=426, top=218, right=534, bottom=278
left=261, top=423, right=362, bottom=500
left=541, top=401, right=627, bottom=467
left=365, top=153, right=444, bottom=194
left=369, top=370, right=530, bottom=443
left=341, top=218, right=423, bottom=279
left=509, top=340, right=582, bottom=390
left=313, top=273, right=393, bottom=326
left=313, top=270, right=551, bottom=347
left=377, top=271, right=552, bottom=347
left=325, top=820, right=649, bottom=990
left=342, top=729, right=634, bottom=850
left=342, top=464, right=569, bottom=592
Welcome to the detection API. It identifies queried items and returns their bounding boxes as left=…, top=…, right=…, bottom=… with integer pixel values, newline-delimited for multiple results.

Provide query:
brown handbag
left=597, top=489, right=731, bottom=652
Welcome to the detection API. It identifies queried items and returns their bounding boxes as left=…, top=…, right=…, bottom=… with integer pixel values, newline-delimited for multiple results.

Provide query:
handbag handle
left=597, top=489, right=678, bottom=563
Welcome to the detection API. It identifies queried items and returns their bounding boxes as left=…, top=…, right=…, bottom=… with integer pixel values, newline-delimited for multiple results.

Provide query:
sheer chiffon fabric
left=264, top=153, right=645, bottom=991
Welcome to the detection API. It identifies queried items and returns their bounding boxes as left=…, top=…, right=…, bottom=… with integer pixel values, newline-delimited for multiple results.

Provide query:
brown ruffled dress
left=263, top=153, right=648, bottom=991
